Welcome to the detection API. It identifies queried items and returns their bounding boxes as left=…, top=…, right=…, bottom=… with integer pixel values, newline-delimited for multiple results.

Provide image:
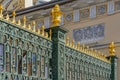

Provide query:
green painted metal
left=0, top=19, right=117, bottom=80
left=0, top=19, right=52, bottom=80
left=107, top=56, right=118, bottom=80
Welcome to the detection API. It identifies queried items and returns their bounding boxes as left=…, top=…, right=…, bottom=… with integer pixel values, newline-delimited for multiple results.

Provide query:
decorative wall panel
left=73, top=23, right=105, bottom=43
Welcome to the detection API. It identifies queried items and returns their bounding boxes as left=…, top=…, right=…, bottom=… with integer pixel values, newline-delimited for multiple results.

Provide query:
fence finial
left=41, top=25, right=45, bottom=36
left=6, top=14, right=10, bottom=21
left=51, top=4, right=62, bottom=27
left=109, top=42, right=115, bottom=56
left=12, top=11, right=16, bottom=23
left=0, top=4, right=3, bottom=18
left=17, top=19, right=21, bottom=26
left=23, top=16, right=26, bottom=28
left=32, top=21, right=36, bottom=32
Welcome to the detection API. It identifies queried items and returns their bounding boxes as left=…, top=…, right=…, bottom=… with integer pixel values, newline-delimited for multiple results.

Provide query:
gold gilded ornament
left=51, top=4, right=62, bottom=26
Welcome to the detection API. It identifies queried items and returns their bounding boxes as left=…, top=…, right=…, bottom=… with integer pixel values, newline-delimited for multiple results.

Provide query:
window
left=73, top=23, right=105, bottom=44
left=115, top=1, right=120, bottom=11
left=0, top=44, right=4, bottom=72
left=73, top=10, right=80, bottom=22
left=108, top=1, right=114, bottom=14
left=90, top=6, right=96, bottom=18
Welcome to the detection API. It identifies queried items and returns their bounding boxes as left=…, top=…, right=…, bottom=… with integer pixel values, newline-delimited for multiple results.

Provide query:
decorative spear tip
left=109, top=42, right=115, bottom=56
left=12, top=10, right=16, bottom=17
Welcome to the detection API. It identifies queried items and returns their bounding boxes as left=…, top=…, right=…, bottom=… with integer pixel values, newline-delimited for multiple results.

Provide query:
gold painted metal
left=51, top=4, right=62, bottom=27
left=41, top=25, right=45, bottom=36
left=23, top=16, right=26, bottom=28
left=0, top=4, right=3, bottom=18
left=32, top=21, right=36, bottom=32
left=77, top=42, right=80, bottom=50
left=71, top=39, right=75, bottom=48
left=27, top=24, right=31, bottom=30
left=45, top=32, right=48, bottom=38
left=109, top=42, right=115, bottom=56
left=12, top=11, right=16, bottom=23
left=86, top=46, right=90, bottom=54
left=5, top=14, right=10, bottom=21
left=38, top=29, right=41, bottom=34
left=66, top=36, right=69, bottom=46
left=17, top=19, right=21, bottom=26
left=82, top=44, right=85, bottom=52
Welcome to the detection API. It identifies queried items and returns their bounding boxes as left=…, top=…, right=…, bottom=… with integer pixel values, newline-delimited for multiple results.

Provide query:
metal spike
left=23, top=16, right=26, bottom=28
left=5, top=14, right=9, bottom=21
left=66, top=36, right=69, bottom=46
left=0, top=4, right=3, bottom=18
left=17, top=19, right=21, bottom=26
left=27, top=24, right=31, bottom=30
left=41, top=25, right=45, bottom=36
left=32, top=21, right=36, bottom=32
left=12, top=11, right=16, bottom=23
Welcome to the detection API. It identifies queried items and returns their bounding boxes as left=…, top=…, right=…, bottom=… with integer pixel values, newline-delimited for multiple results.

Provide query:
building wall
left=1, top=0, right=25, bottom=11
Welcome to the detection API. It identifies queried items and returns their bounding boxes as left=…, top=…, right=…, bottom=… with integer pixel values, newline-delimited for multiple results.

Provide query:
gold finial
left=5, top=14, right=9, bottom=21
left=41, top=25, right=45, bottom=36
left=17, top=19, right=21, bottom=26
left=45, top=32, right=48, bottom=38
left=66, top=36, right=69, bottom=45
left=23, top=16, right=26, bottom=28
left=32, top=21, right=36, bottom=32
left=109, top=42, right=115, bottom=56
left=49, top=29, right=52, bottom=40
left=71, top=39, right=75, bottom=48
left=82, top=44, right=85, bottom=51
left=27, top=24, right=31, bottom=30
left=38, top=29, right=41, bottom=34
left=90, top=48, right=94, bottom=56
left=86, top=46, right=90, bottom=54
left=51, top=4, right=62, bottom=27
left=12, top=11, right=16, bottom=23
left=77, top=42, right=80, bottom=50
left=0, top=4, right=3, bottom=18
